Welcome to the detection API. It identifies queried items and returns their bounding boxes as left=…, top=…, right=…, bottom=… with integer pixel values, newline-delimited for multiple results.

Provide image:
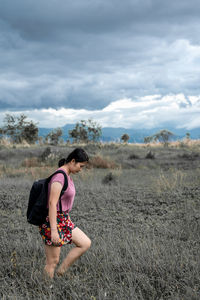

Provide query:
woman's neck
left=60, top=164, right=70, bottom=175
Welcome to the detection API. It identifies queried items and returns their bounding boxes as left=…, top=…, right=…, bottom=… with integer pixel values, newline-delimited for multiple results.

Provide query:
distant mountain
left=38, top=124, right=200, bottom=143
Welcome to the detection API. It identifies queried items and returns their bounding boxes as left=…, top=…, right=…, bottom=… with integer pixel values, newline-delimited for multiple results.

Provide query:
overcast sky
left=0, top=0, right=200, bottom=129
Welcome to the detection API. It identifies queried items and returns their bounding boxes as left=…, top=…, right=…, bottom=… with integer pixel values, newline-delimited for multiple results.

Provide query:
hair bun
left=58, top=158, right=66, bottom=167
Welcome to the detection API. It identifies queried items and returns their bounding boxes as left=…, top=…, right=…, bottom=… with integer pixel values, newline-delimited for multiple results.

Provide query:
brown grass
left=0, top=164, right=55, bottom=180
left=0, top=138, right=32, bottom=148
left=88, top=155, right=119, bottom=169
left=22, top=157, right=40, bottom=168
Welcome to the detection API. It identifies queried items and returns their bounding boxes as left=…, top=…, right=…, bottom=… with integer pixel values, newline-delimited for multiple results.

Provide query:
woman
left=39, top=148, right=91, bottom=279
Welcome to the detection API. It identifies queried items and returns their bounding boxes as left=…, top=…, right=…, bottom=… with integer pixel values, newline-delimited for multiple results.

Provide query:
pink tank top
left=47, top=168, right=76, bottom=212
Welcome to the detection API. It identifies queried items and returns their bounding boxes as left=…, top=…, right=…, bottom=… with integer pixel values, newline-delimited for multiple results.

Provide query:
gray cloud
left=0, top=0, right=200, bottom=112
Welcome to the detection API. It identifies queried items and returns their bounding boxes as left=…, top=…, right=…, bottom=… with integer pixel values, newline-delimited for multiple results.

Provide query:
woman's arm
left=48, top=181, right=62, bottom=230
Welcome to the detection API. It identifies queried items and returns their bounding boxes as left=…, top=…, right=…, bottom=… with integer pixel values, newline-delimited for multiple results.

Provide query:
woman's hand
left=51, top=228, right=60, bottom=245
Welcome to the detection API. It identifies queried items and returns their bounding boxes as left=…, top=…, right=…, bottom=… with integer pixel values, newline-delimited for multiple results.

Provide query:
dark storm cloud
left=0, top=0, right=200, bottom=111
left=1, top=0, right=199, bottom=40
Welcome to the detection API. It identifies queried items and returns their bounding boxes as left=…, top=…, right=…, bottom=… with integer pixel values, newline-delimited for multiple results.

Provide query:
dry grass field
left=0, top=141, right=200, bottom=300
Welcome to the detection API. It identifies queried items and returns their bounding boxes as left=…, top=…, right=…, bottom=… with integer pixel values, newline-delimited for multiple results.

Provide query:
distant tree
left=69, top=120, right=88, bottom=143
left=1, top=114, right=16, bottom=141
left=1, top=114, right=38, bottom=144
left=69, top=119, right=102, bottom=143
left=0, top=127, right=4, bottom=139
left=186, top=132, right=190, bottom=140
left=121, top=133, right=130, bottom=143
left=45, top=128, right=63, bottom=145
left=87, top=119, right=102, bottom=142
left=144, top=136, right=153, bottom=144
left=21, top=121, right=39, bottom=144
left=152, top=129, right=174, bottom=146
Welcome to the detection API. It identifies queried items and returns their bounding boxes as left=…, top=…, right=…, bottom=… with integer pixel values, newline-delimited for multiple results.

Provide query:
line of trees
left=0, top=114, right=102, bottom=145
left=120, top=130, right=175, bottom=146
left=1, top=114, right=191, bottom=146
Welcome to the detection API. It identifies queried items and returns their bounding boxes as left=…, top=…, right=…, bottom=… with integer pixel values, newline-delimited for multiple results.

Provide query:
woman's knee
left=72, top=227, right=91, bottom=251
left=82, top=237, right=91, bottom=252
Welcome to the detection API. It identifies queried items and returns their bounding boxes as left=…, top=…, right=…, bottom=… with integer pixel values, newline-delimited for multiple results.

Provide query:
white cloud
left=0, top=94, right=199, bottom=130
left=188, top=96, right=200, bottom=106
left=182, top=118, right=200, bottom=129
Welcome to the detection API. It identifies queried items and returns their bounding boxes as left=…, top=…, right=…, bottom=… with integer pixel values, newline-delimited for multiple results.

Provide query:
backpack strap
left=47, top=170, right=68, bottom=213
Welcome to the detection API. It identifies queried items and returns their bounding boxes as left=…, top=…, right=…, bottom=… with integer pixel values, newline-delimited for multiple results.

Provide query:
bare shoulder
left=51, top=181, right=63, bottom=191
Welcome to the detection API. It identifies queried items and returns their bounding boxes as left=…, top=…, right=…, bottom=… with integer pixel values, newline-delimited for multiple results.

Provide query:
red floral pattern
left=39, top=212, right=76, bottom=247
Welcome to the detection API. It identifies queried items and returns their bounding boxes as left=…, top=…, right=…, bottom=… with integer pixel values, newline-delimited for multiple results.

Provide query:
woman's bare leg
left=56, top=227, right=91, bottom=275
left=44, top=245, right=61, bottom=279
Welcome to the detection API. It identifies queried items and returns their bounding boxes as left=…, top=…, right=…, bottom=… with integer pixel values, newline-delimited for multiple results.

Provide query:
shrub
left=129, top=153, right=140, bottom=159
left=102, top=172, right=117, bottom=184
left=178, top=152, right=199, bottom=160
left=145, top=151, right=155, bottom=159
left=40, top=147, right=51, bottom=162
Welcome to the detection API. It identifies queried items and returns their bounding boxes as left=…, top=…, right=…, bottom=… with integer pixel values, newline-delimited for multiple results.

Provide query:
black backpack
left=27, top=170, right=68, bottom=226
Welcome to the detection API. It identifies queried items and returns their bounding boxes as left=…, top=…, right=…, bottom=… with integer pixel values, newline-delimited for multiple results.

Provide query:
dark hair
left=58, top=148, right=89, bottom=167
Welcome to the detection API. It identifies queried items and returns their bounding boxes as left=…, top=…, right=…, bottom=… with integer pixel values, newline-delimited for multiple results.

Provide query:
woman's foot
left=56, top=267, right=73, bottom=279
left=56, top=268, right=65, bottom=277
left=43, top=268, right=54, bottom=280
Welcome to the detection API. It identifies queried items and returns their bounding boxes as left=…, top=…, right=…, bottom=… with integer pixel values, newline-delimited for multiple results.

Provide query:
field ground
left=0, top=142, right=200, bottom=299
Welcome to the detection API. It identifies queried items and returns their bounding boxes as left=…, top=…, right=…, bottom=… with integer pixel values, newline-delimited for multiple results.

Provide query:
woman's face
left=69, top=160, right=87, bottom=174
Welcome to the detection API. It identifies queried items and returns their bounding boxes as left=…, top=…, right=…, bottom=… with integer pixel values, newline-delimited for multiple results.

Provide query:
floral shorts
left=39, top=211, right=76, bottom=247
